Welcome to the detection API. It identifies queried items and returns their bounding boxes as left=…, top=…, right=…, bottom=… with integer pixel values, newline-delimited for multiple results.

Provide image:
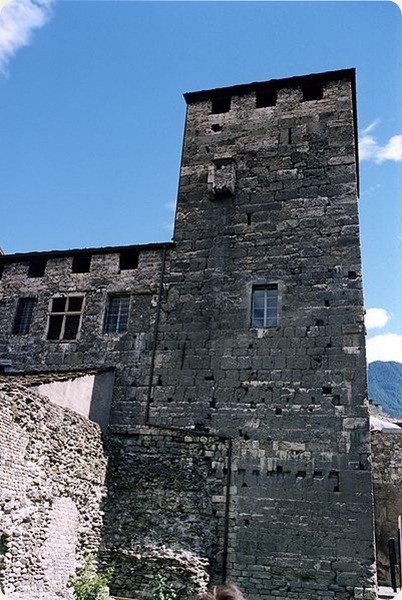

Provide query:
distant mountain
left=368, top=361, right=402, bottom=419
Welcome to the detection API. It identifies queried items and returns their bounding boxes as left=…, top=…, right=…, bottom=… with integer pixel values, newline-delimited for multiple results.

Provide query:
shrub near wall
left=0, top=382, right=107, bottom=600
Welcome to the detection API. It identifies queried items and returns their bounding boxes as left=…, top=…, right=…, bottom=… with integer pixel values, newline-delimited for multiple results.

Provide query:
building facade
left=0, top=69, right=378, bottom=600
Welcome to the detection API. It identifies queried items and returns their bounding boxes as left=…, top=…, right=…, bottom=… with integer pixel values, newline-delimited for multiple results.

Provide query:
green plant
left=69, top=556, right=114, bottom=600
left=151, top=575, right=179, bottom=600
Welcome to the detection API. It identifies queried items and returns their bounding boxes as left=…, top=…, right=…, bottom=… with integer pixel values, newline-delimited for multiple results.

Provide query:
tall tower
left=149, top=69, right=377, bottom=599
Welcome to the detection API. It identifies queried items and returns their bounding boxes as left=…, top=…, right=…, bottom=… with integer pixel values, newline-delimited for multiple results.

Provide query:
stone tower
left=149, top=69, right=377, bottom=599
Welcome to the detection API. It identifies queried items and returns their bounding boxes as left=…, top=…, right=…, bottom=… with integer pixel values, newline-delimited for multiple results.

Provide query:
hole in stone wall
left=194, top=422, right=204, bottom=431
left=348, top=271, right=357, bottom=279
left=28, top=259, right=47, bottom=278
left=324, top=300, right=330, bottom=307
left=167, top=397, right=173, bottom=403
left=0, top=265, right=3, bottom=280
left=302, top=83, right=323, bottom=101
left=72, top=255, right=91, bottom=273
left=209, top=399, right=217, bottom=409
left=244, top=519, right=250, bottom=526
left=250, top=400, right=256, bottom=408
left=329, top=471, right=340, bottom=492
left=204, top=375, right=214, bottom=381
left=275, top=407, right=282, bottom=415
left=296, top=471, right=306, bottom=479
left=119, top=249, right=139, bottom=271
left=211, top=124, right=222, bottom=132
left=313, top=471, right=323, bottom=478
left=288, top=128, right=292, bottom=144
left=315, top=319, right=324, bottom=326
left=256, top=89, right=277, bottom=108
left=242, top=482, right=248, bottom=487
left=246, top=213, right=251, bottom=225
left=252, top=469, right=260, bottom=476
left=211, top=96, right=231, bottom=114
left=322, top=386, right=332, bottom=395
left=276, top=465, right=283, bottom=474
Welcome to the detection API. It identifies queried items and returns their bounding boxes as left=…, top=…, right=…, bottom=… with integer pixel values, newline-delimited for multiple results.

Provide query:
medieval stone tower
left=148, top=69, right=377, bottom=598
left=0, top=69, right=378, bottom=600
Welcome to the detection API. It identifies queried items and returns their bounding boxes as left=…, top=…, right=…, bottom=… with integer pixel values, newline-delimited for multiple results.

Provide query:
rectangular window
left=13, top=298, right=36, bottom=334
left=251, top=285, right=278, bottom=327
left=119, top=249, right=139, bottom=271
left=256, top=89, right=277, bottom=108
left=104, top=296, right=130, bottom=333
left=28, top=259, right=46, bottom=278
left=72, top=254, right=91, bottom=273
left=47, top=295, right=84, bottom=340
left=211, top=96, right=231, bottom=114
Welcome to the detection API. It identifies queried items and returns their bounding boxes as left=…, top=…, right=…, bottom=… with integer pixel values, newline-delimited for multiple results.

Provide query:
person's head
left=213, top=584, right=245, bottom=600
left=195, top=584, right=245, bottom=600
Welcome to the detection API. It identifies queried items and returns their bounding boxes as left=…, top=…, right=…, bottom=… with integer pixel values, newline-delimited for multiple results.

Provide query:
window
left=251, top=285, right=278, bottom=327
left=104, top=296, right=130, bottom=333
left=119, top=249, right=139, bottom=271
left=302, top=84, right=323, bottom=102
left=72, top=254, right=91, bottom=273
left=28, top=259, right=46, bottom=278
left=211, top=96, right=231, bottom=114
left=13, top=298, right=35, bottom=334
left=256, top=90, right=277, bottom=108
left=47, top=296, right=84, bottom=340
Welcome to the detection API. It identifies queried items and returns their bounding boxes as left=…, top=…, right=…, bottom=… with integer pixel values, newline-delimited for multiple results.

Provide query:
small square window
left=251, top=285, right=278, bottom=327
left=72, top=255, right=91, bottom=273
left=28, top=259, right=46, bottom=278
left=256, top=90, right=277, bottom=108
left=302, top=84, right=323, bottom=102
left=211, top=96, right=231, bottom=114
left=47, top=295, right=84, bottom=341
left=119, top=250, right=139, bottom=271
left=13, top=298, right=36, bottom=334
left=104, top=296, right=130, bottom=333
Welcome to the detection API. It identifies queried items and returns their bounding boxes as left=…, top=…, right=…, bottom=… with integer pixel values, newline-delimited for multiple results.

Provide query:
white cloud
left=359, top=120, right=402, bottom=164
left=365, top=308, right=391, bottom=330
left=366, top=333, right=402, bottom=364
left=0, top=0, right=53, bottom=76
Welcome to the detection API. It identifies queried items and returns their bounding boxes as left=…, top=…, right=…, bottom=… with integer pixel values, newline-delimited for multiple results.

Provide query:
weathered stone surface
left=0, top=382, right=107, bottom=600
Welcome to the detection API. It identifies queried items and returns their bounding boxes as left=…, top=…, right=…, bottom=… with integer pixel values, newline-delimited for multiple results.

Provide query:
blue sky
left=0, top=0, right=401, bottom=362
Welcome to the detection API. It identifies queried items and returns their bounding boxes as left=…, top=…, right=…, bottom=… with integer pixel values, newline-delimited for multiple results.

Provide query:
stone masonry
left=0, top=382, right=107, bottom=600
left=0, top=69, right=378, bottom=599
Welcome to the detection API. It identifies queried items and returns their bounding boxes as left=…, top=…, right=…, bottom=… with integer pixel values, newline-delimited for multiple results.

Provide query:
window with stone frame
left=103, top=295, right=130, bottom=333
left=13, top=297, right=36, bottom=334
left=47, top=295, right=84, bottom=340
left=251, top=285, right=278, bottom=327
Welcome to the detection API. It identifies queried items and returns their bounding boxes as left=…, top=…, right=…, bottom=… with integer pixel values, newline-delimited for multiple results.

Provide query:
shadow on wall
left=98, top=426, right=230, bottom=600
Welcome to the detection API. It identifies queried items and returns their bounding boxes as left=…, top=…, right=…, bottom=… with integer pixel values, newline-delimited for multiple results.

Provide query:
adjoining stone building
left=0, top=69, right=379, bottom=599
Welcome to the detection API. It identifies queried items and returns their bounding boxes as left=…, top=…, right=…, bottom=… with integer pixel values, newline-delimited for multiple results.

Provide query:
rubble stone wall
left=101, top=426, right=228, bottom=600
left=0, top=382, right=107, bottom=600
left=371, top=430, right=402, bottom=585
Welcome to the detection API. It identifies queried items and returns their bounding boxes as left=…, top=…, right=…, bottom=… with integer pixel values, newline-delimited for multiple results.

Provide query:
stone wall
left=101, top=426, right=228, bottom=599
left=371, top=429, right=402, bottom=585
left=0, top=382, right=107, bottom=600
left=0, top=245, right=167, bottom=426
left=149, top=71, right=377, bottom=599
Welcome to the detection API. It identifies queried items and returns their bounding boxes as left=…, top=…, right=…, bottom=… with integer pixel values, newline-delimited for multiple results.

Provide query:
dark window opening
left=0, top=265, right=4, bottom=280
left=246, top=213, right=251, bottom=226
left=211, top=96, right=231, bottom=114
left=13, top=298, right=36, bottom=335
left=28, top=259, right=46, bottom=278
left=322, top=386, right=333, bottom=395
left=324, top=299, right=330, bottom=307
left=119, top=249, right=139, bottom=271
left=302, top=84, right=323, bottom=102
left=211, top=124, right=222, bottom=132
left=104, top=295, right=130, bottom=333
left=47, top=295, right=84, bottom=341
left=275, top=407, right=282, bottom=415
left=72, top=255, right=91, bottom=273
left=348, top=271, right=357, bottom=279
left=288, top=128, right=292, bottom=144
left=256, top=89, right=277, bottom=108
left=251, top=284, right=278, bottom=327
